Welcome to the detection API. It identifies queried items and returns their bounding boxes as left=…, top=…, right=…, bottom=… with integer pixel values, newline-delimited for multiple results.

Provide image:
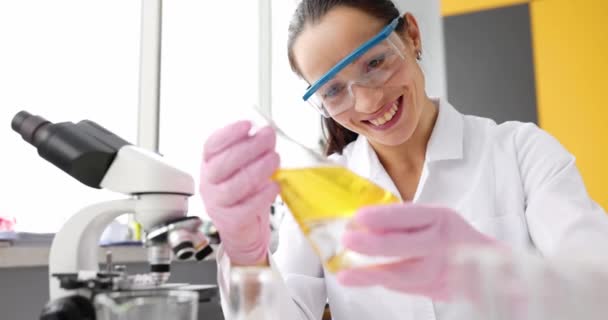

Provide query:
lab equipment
left=274, top=166, right=398, bottom=272
left=253, top=108, right=401, bottom=273
left=449, top=246, right=608, bottom=320
left=95, top=290, right=198, bottom=320
left=11, top=111, right=216, bottom=319
left=302, top=17, right=407, bottom=117
left=225, top=267, right=279, bottom=320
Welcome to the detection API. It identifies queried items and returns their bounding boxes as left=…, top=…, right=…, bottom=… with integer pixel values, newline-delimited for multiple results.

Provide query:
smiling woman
left=288, top=4, right=437, bottom=160
left=199, top=1, right=608, bottom=319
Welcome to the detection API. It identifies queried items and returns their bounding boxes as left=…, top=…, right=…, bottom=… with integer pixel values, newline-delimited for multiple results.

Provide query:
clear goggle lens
left=306, top=32, right=407, bottom=118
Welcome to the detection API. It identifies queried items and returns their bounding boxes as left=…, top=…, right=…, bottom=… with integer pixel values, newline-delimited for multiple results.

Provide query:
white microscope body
left=48, top=145, right=194, bottom=298
left=12, top=111, right=214, bottom=319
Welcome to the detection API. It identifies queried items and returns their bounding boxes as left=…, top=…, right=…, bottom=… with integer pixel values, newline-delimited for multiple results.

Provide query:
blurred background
left=0, top=1, right=606, bottom=319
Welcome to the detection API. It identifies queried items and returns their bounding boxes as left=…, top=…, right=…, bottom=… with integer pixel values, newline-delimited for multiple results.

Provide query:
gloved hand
left=199, top=121, right=280, bottom=266
left=337, top=203, right=499, bottom=300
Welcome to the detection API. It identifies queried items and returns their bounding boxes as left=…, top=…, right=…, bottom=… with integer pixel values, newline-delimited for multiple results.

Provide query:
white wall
left=393, top=0, right=447, bottom=98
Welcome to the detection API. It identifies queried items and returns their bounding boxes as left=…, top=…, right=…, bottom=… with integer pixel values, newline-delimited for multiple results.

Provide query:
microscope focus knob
left=40, top=295, right=95, bottom=320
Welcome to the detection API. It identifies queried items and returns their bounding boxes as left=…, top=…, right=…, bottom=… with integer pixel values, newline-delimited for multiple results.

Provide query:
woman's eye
left=323, top=84, right=344, bottom=99
left=367, top=55, right=386, bottom=71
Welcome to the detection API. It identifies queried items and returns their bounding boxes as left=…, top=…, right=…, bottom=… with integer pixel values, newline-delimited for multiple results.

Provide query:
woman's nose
left=351, top=84, right=384, bottom=114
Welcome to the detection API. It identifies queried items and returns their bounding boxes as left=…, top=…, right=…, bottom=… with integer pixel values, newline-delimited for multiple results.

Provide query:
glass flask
left=94, top=290, right=198, bottom=320
left=226, top=267, right=280, bottom=320
left=252, top=107, right=400, bottom=273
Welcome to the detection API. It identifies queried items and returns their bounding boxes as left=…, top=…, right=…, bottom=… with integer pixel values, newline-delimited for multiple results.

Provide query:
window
left=158, top=1, right=261, bottom=220
left=160, top=0, right=324, bottom=221
left=1, top=0, right=326, bottom=232
left=0, top=0, right=140, bottom=232
left=1, top=0, right=262, bottom=232
left=271, top=0, right=324, bottom=153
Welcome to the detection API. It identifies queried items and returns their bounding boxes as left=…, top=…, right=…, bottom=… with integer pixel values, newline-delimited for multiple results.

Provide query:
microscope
left=11, top=111, right=216, bottom=319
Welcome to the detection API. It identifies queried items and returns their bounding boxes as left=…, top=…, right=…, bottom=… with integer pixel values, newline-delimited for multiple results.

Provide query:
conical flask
left=252, top=107, right=400, bottom=273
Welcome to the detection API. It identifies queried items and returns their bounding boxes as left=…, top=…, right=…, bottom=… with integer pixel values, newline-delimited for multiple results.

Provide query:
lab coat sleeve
left=215, top=211, right=327, bottom=320
left=515, top=123, right=608, bottom=256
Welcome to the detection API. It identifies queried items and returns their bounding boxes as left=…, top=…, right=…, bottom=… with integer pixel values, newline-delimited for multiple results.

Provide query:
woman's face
left=292, top=7, right=427, bottom=147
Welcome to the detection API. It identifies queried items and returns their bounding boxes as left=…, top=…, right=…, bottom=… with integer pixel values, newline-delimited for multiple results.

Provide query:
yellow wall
left=531, top=0, right=608, bottom=210
left=441, top=0, right=530, bottom=16
left=442, top=0, right=608, bottom=209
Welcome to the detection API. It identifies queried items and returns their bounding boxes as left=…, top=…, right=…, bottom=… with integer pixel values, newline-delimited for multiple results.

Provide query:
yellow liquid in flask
left=272, top=166, right=399, bottom=272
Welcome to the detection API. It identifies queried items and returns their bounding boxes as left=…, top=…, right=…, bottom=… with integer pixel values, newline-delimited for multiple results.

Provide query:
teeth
left=390, top=103, right=398, bottom=114
left=384, top=112, right=392, bottom=122
left=369, top=100, right=399, bottom=127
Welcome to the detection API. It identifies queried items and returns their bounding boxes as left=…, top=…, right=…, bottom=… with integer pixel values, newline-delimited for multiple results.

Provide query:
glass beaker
left=251, top=107, right=400, bottom=273
left=226, top=267, right=279, bottom=320
left=94, top=290, right=198, bottom=320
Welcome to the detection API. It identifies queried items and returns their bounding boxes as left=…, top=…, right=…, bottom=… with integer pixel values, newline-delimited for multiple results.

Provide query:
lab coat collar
left=425, top=98, right=464, bottom=162
left=347, top=98, right=464, bottom=179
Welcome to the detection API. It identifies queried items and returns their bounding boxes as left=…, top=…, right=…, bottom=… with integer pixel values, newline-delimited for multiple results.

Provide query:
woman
left=199, top=0, right=608, bottom=319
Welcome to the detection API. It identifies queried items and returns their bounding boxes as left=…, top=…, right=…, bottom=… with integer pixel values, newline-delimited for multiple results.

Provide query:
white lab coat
left=216, top=98, right=608, bottom=320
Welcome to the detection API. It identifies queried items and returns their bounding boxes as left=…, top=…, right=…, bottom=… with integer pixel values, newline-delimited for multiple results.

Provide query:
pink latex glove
left=199, top=121, right=280, bottom=265
left=337, top=203, right=499, bottom=300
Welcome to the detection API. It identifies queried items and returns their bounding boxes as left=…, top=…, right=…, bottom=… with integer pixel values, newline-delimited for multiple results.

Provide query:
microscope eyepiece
left=11, top=111, right=52, bottom=147
left=11, top=110, right=131, bottom=188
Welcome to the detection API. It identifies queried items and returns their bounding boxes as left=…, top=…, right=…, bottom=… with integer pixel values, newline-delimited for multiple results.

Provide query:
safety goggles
left=302, top=17, right=406, bottom=118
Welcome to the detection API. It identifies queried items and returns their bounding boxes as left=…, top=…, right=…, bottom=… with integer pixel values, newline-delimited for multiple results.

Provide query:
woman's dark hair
left=287, top=0, right=405, bottom=156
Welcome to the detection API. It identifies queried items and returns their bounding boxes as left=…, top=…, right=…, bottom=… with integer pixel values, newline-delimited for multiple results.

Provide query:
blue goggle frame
left=302, top=17, right=403, bottom=102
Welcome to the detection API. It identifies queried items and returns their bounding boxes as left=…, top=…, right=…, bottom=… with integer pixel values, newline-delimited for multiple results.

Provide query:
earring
left=416, top=50, right=422, bottom=61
